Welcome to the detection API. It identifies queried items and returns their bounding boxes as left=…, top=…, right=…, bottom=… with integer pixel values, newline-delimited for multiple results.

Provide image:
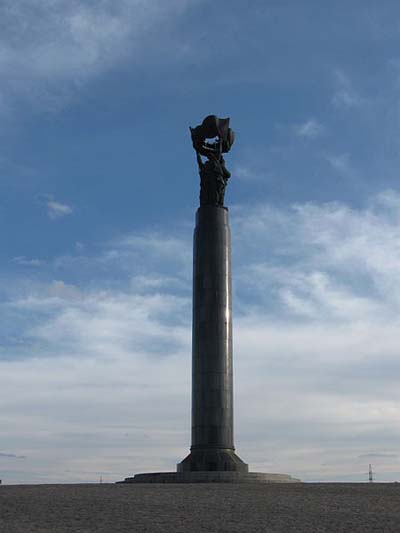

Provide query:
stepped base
left=177, top=448, right=248, bottom=473
left=118, top=472, right=301, bottom=484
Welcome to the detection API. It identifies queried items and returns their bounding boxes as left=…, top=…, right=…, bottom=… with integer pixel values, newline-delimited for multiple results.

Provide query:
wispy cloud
left=234, top=165, right=260, bottom=181
left=233, top=190, right=400, bottom=316
left=294, top=119, right=324, bottom=138
left=0, top=0, right=195, bottom=115
left=332, top=69, right=364, bottom=108
left=47, top=200, right=73, bottom=220
left=12, top=257, right=43, bottom=267
left=324, top=153, right=355, bottom=179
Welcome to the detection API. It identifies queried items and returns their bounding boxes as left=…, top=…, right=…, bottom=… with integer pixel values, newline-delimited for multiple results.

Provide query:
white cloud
left=234, top=166, right=258, bottom=181
left=47, top=200, right=73, bottom=219
left=3, top=193, right=400, bottom=483
left=233, top=191, right=400, bottom=316
left=47, top=280, right=82, bottom=301
left=0, top=279, right=191, bottom=483
left=294, top=118, right=323, bottom=138
left=0, top=0, right=195, bottom=115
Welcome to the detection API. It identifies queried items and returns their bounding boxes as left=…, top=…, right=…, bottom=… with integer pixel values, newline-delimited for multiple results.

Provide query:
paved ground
left=0, top=482, right=399, bottom=532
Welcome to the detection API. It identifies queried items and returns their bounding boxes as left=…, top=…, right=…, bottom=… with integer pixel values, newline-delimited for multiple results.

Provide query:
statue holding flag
left=190, top=115, right=235, bottom=207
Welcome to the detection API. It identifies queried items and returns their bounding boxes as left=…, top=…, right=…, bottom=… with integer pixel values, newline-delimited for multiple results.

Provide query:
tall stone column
left=119, top=114, right=300, bottom=483
left=178, top=205, right=248, bottom=472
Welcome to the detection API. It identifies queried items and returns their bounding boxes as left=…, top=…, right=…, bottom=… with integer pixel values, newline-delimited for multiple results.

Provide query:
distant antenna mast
left=368, top=464, right=374, bottom=483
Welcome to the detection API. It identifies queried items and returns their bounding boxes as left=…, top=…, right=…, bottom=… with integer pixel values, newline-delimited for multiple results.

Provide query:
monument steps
left=119, top=472, right=301, bottom=484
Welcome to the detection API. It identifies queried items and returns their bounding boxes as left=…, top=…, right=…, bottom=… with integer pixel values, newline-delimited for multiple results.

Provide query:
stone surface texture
left=1, top=483, right=399, bottom=532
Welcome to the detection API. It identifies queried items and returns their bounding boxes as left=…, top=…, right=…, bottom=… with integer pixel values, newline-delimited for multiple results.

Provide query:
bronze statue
left=190, top=115, right=235, bottom=206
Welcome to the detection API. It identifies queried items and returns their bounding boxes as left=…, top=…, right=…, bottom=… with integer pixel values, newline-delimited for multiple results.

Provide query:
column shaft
left=191, top=206, right=233, bottom=449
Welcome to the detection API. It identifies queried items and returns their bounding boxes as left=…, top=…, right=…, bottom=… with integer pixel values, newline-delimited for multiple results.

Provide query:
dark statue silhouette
left=119, top=112, right=300, bottom=484
left=190, top=115, right=235, bottom=206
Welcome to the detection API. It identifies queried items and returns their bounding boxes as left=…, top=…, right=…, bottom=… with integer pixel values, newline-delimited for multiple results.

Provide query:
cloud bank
left=2, top=193, right=400, bottom=483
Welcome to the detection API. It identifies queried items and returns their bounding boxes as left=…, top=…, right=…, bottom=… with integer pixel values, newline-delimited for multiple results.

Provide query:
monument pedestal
left=119, top=472, right=300, bottom=483
left=178, top=447, right=248, bottom=473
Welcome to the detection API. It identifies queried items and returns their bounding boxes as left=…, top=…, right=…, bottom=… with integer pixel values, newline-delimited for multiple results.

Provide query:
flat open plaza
left=1, top=483, right=399, bottom=532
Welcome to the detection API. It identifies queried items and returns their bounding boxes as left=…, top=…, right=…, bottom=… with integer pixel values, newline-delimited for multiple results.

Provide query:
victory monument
left=120, top=115, right=300, bottom=483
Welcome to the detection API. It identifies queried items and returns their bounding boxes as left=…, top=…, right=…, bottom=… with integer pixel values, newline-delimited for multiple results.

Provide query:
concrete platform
left=118, top=471, right=301, bottom=483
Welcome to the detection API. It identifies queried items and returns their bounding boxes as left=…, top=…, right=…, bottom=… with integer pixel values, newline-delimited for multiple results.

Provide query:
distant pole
left=100, top=475, right=103, bottom=484
left=369, top=464, right=374, bottom=483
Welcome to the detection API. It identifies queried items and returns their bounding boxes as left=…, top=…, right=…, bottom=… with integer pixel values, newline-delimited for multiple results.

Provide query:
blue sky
left=2, top=0, right=400, bottom=483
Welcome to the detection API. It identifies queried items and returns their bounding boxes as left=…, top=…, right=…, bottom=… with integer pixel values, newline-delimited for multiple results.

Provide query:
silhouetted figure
left=196, top=152, right=231, bottom=206
left=190, top=115, right=235, bottom=207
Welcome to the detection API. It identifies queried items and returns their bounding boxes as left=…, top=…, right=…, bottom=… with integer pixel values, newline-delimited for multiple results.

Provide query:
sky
left=1, top=0, right=400, bottom=484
